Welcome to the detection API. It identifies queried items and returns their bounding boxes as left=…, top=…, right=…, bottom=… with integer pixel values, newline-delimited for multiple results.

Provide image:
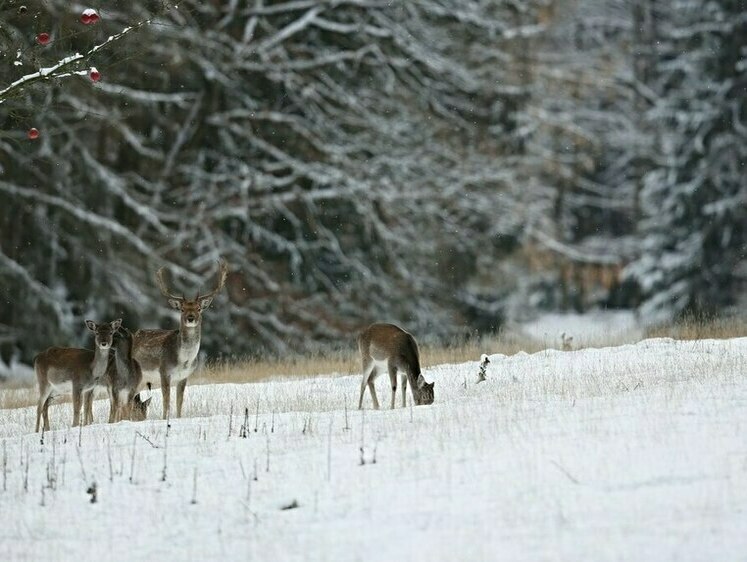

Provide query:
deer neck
left=178, top=322, right=201, bottom=364
left=91, top=345, right=109, bottom=381
left=404, top=367, right=420, bottom=389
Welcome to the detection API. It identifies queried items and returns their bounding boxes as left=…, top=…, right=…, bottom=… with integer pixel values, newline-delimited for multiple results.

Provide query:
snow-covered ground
left=1, top=337, right=746, bottom=561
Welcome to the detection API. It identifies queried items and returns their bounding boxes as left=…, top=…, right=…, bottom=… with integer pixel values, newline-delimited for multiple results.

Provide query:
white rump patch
left=371, top=359, right=389, bottom=377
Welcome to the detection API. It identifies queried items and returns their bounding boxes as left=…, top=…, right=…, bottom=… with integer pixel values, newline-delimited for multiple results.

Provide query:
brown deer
left=79, top=326, right=151, bottom=425
left=132, top=259, right=228, bottom=419
left=34, top=319, right=121, bottom=432
left=357, top=323, right=435, bottom=410
left=106, top=327, right=151, bottom=423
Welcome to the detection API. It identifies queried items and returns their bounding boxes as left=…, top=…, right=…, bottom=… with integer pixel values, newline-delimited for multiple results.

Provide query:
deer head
left=131, top=392, right=152, bottom=421
left=415, top=374, right=435, bottom=405
left=155, top=259, right=228, bottom=328
left=85, top=318, right=122, bottom=350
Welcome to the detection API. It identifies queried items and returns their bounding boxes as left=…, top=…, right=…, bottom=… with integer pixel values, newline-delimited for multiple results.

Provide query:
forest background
left=1, top=0, right=744, bottom=366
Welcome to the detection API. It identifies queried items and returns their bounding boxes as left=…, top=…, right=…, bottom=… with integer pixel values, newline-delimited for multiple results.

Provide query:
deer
left=101, top=327, right=150, bottom=423
left=132, top=259, right=228, bottom=419
left=34, top=319, right=121, bottom=432
left=357, top=323, right=435, bottom=410
left=79, top=325, right=151, bottom=425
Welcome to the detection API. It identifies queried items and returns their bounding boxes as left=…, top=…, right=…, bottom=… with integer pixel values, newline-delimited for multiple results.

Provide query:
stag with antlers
left=132, top=259, right=228, bottom=419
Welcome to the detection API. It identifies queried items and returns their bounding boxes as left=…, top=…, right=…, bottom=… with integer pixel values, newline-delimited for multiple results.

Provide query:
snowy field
left=1, top=337, right=746, bottom=561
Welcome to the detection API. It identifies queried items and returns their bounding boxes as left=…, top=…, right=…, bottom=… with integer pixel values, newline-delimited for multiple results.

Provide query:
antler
left=155, top=266, right=184, bottom=301
left=196, top=259, right=228, bottom=301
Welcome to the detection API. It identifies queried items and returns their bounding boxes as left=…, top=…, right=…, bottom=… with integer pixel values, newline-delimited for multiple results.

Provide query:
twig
left=162, top=424, right=169, bottom=482
left=246, top=473, right=252, bottom=505
left=136, top=431, right=160, bottom=449
left=107, top=439, right=113, bottom=482
left=0, top=9, right=176, bottom=104
left=2, top=440, right=7, bottom=492
left=265, top=435, right=270, bottom=473
left=190, top=467, right=198, bottom=505
left=75, top=444, right=88, bottom=483
left=87, top=482, right=97, bottom=504
left=240, top=407, right=249, bottom=438
left=227, top=403, right=234, bottom=440
left=549, top=460, right=580, bottom=485
left=23, top=449, right=29, bottom=493
left=360, top=408, right=365, bottom=450
left=129, top=433, right=137, bottom=483
left=60, top=451, right=67, bottom=488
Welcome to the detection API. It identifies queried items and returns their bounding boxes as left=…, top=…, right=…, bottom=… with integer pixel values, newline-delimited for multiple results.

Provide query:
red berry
left=27, top=128, right=40, bottom=140
left=81, top=9, right=99, bottom=25
left=89, top=68, right=101, bottom=82
left=36, top=33, right=50, bottom=45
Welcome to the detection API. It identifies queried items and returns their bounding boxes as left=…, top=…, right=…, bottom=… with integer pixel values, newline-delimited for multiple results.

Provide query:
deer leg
left=36, top=385, right=51, bottom=433
left=358, top=377, right=367, bottom=410
left=160, top=371, right=171, bottom=420
left=108, top=387, right=116, bottom=423
left=83, top=390, right=93, bottom=425
left=401, top=374, right=408, bottom=408
left=72, top=385, right=82, bottom=427
left=35, top=400, right=42, bottom=433
left=125, top=391, right=136, bottom=421
left=358, top=360, right=374, bottom=409
left=42, top=395, right=52, bottom=432
left=117, top=402, right=127, bottom=423
left=388, top=364, right=398, bottom=409
left=176, top=378, right=187, bottom=418
left=83, top=390, right=90, bottom=425
left=367, top=379, right=380, bottom=410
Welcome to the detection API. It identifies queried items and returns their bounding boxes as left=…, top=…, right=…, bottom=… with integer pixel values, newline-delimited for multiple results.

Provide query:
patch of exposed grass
left=0, top=385, right=38, bottom=410
left=645, top=315, right=747, bottom=341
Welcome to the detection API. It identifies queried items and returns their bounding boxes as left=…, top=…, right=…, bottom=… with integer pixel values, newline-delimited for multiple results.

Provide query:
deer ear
left=417, top=374, right=427, bottom=389
left=199, top=296, right=214, bottom=311
left=85, top=320, right=96, bottom=331
left=167, top=299, right=182, bottom=310
left=111, top=318, right=122, bottom=331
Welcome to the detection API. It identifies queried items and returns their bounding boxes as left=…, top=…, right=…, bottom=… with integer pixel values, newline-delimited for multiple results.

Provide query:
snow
left=1, top=336, right=746, bottom=560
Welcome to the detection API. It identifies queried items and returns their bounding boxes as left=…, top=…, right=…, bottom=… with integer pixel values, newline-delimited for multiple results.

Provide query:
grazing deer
left=107, top=327, right=150, bottom=423
left=132, top=259, right=228, bottom=419
left=34, top=319, right=121, bottom=432
left=357, top=323, right=435, bottom=410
